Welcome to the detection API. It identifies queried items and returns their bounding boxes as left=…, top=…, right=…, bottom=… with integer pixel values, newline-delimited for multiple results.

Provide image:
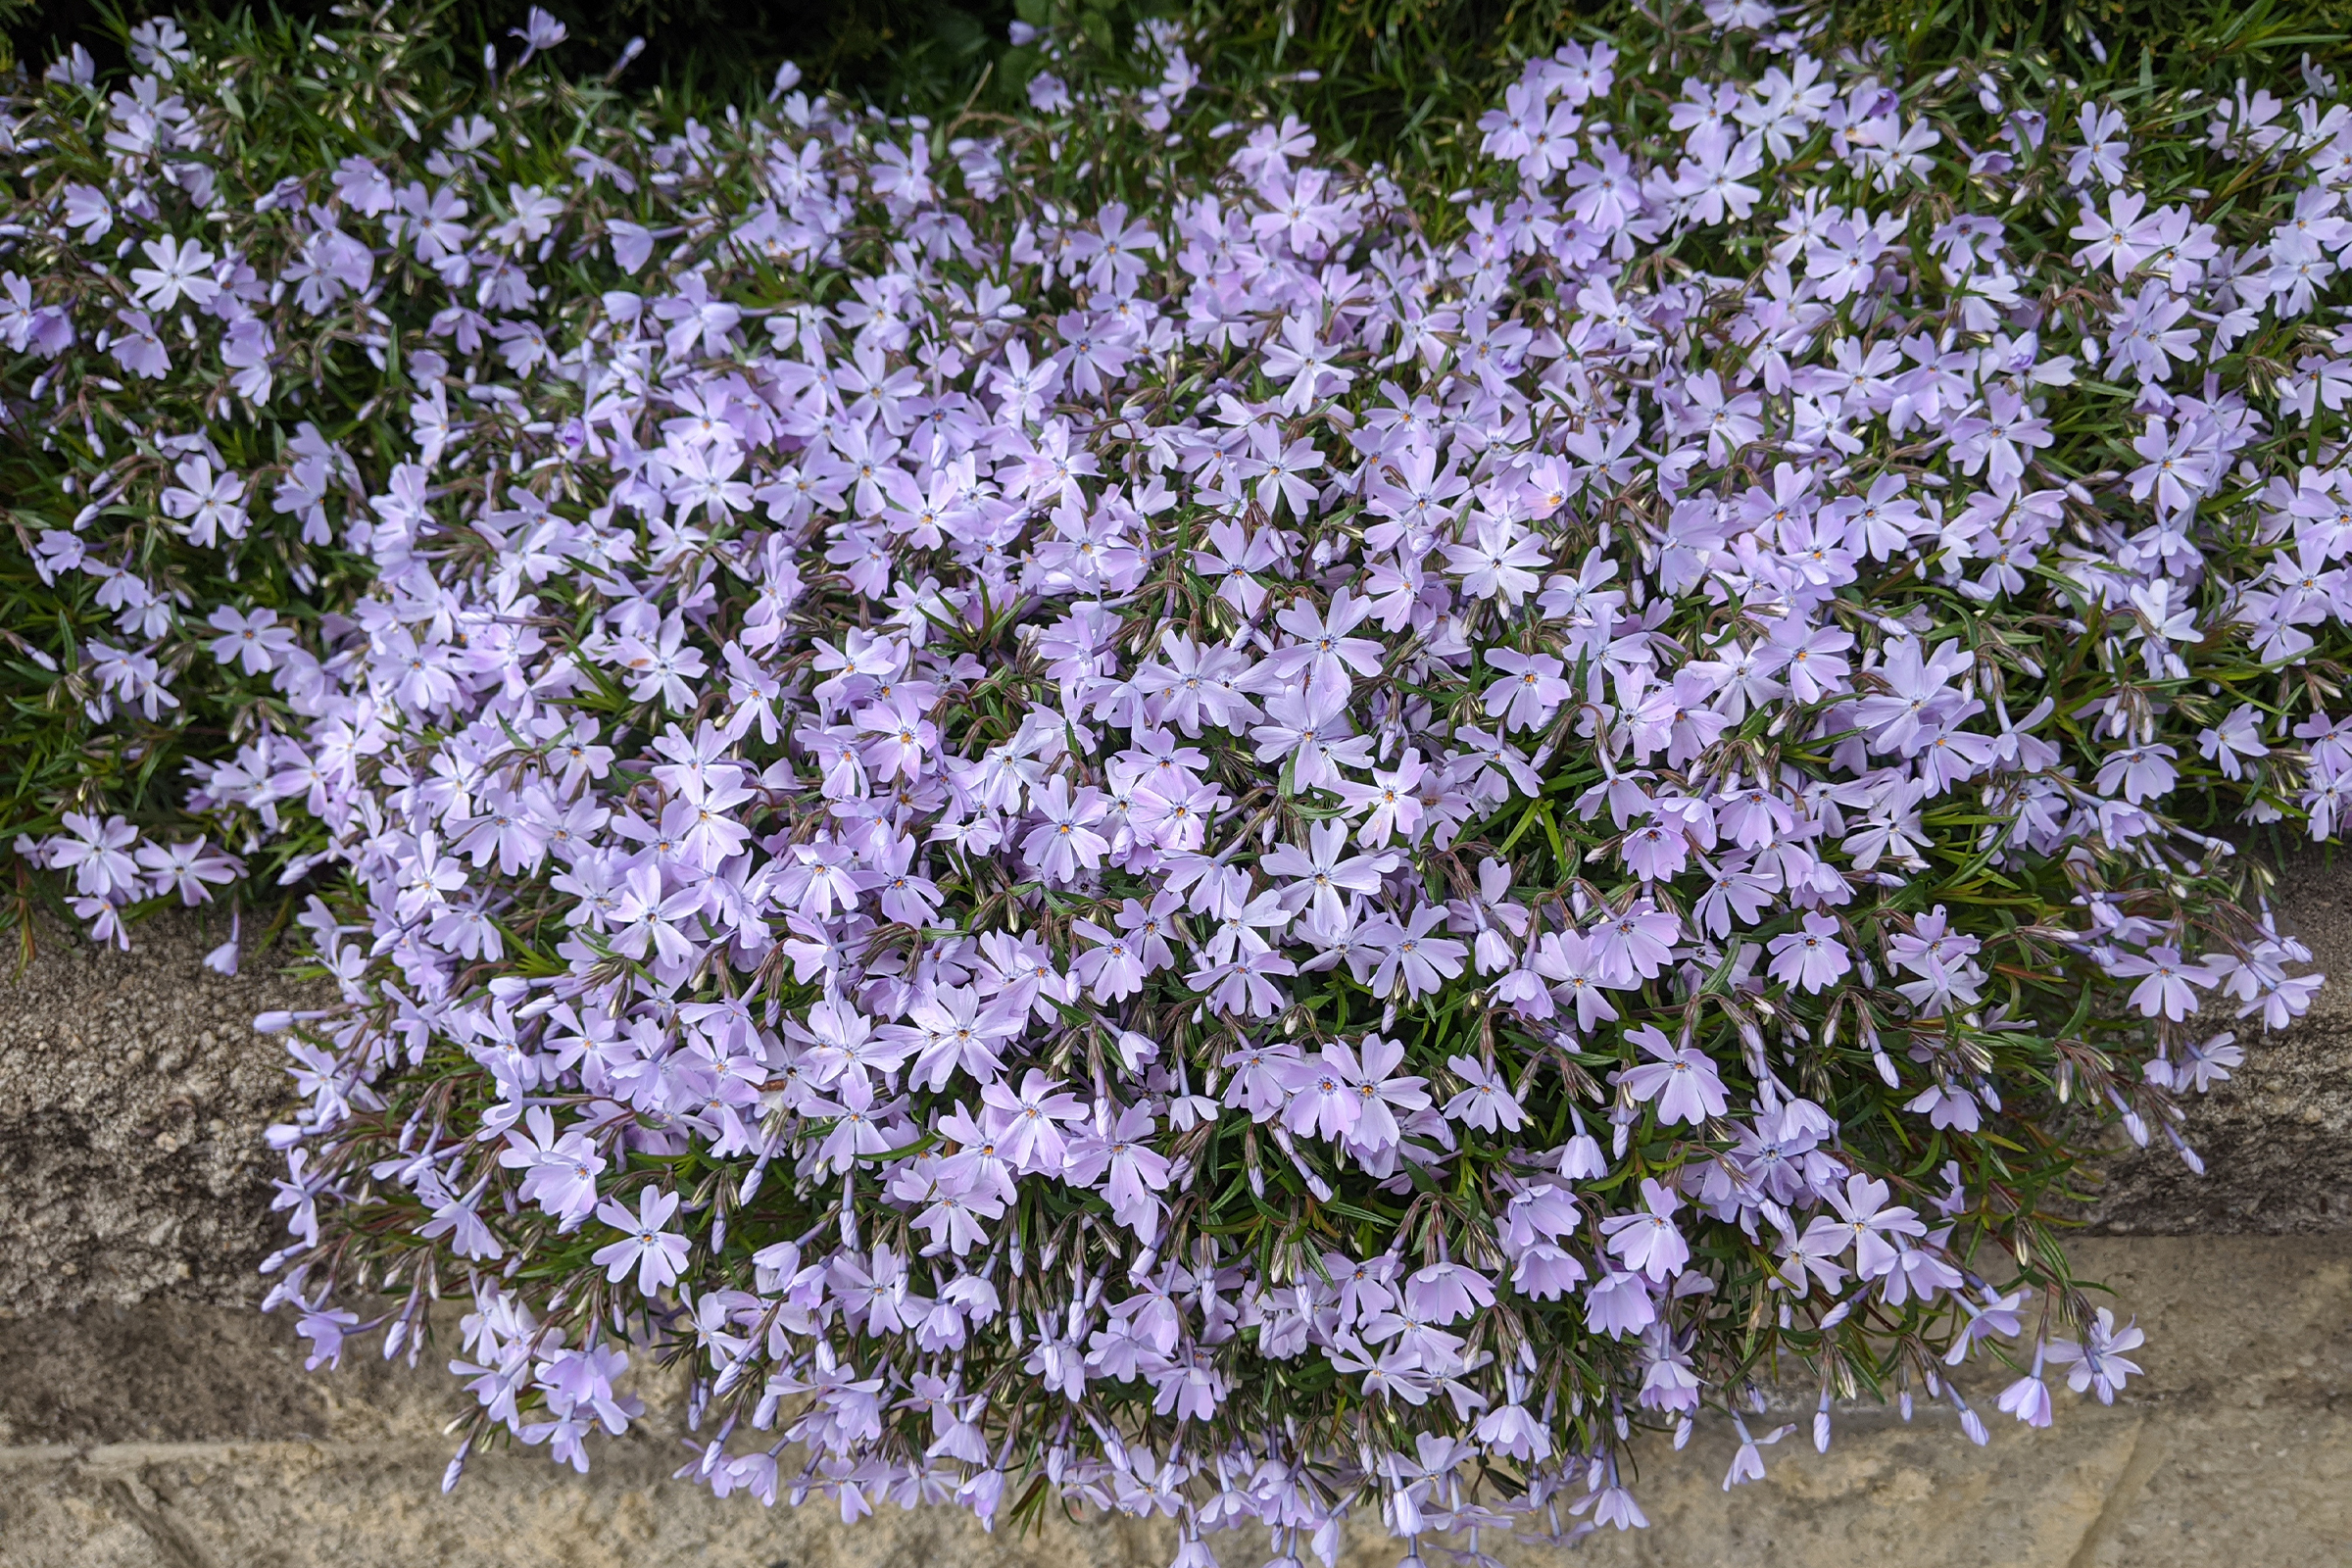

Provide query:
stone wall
left=0, top=917, right=312, bottom=1318
left=4, top=854, right=2348, bottom=1567
left=2075, top=845, right=2352, bottom=1235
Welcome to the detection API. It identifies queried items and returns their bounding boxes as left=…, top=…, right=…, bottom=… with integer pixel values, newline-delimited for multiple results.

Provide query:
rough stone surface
left=0, top=1238, right=2344, bottom=1567
left=2082, top=845, right=2352, bottom=1234
left=0, top=913, right=318, bottom=1315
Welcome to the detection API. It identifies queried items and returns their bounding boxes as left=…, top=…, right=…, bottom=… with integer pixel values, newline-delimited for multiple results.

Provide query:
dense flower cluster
left=4, top=2, right=2348, bottom=1556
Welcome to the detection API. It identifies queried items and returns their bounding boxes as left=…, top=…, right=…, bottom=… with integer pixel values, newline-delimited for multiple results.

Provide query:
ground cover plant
left=4, top=0, right=2351, bottom=1557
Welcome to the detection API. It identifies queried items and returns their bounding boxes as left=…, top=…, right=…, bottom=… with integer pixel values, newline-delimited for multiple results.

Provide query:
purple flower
left=1997, top=1357, right=2056, bottom=1427
left=1062, top=1103, right=1171, bottom=1241
left=1600, top=1179, right=1690, bottom=1282
left=980, top=1069, right=1088, bottom=1173
left=2094, top=741, right=2180, bottom=804
left=1441, top=1053, right=1526, bottom=1133
left=1619, top=1025, right=1729, bottom=1126
left=1020, top=776, right=1110, bottom=884
left=2045, top=1308, right=2145, bottom=1403
left=1584, top=1270, right=1657, bottom=1340
left=1767, top=911, right=1852, bottom=993
left=591, top=1187, right=691, bottom=1296
left=134, top=836, right=239, bottom=905
left=1373, top=903, right=1458, bottom=1001
left=128, top=233, right=219, bottom=311
left=2107, top=945, right=2219, bottom=1020
left=1590, top=900, right=1680, bottom=985
left=1250, top=684, right=1374, bottom=792
left=1799, top=1173, right=1927, bottom=1282
left=498, top=1108, right=607, bottom=1230
left=48, top=811, right=140, bottom=899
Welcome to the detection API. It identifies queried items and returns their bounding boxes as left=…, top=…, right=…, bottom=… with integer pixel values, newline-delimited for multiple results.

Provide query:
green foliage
left=1828, top=0, right=2349, bottom=85
left=6, top=0, right=2350, bottom=960
left=0, top=4, right=675, bottom=942
left=1193, top=0, right=1612, bottom=169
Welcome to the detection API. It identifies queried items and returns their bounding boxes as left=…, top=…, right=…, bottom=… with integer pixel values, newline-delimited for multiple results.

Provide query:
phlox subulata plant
left=0, top=7, right=667, bottom=956
left=3, top=0, right=2347, bottom=1557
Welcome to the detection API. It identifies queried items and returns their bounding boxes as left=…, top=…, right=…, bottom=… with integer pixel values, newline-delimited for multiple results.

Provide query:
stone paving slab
left=2, top=1237, right=2344, bottom=1568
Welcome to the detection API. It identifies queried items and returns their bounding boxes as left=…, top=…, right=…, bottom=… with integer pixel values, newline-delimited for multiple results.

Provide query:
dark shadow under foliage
left=0, top=0, right=1024, bottom=110
left=5, top=0, right=2347, bottom=164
